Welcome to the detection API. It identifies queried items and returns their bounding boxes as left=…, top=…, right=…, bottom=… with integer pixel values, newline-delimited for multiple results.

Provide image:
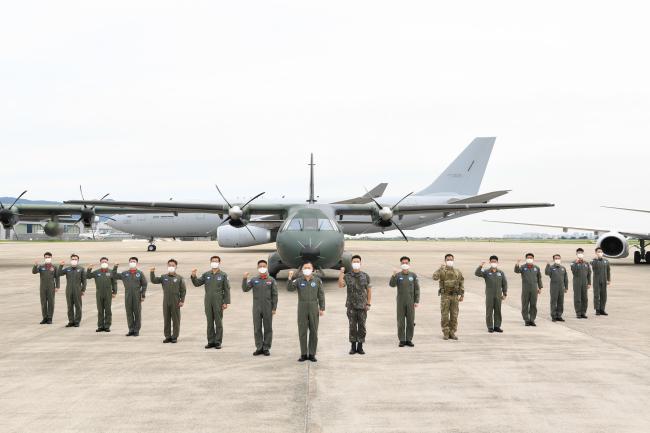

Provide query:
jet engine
left=596, top=232, right=629, bottom=259
left=217, top=225, right=273, bottom=248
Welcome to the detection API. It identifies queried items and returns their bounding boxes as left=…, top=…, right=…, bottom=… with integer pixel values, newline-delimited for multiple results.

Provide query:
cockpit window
left=285, top=217, right=338, bottom=231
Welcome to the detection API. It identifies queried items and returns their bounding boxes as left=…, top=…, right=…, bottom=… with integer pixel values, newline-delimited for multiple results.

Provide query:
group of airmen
left=32, top=246, right=611, bottom=362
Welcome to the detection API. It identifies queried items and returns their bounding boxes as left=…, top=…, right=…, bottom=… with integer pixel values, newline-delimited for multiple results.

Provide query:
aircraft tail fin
left=417, top=137, right=495, bottom=196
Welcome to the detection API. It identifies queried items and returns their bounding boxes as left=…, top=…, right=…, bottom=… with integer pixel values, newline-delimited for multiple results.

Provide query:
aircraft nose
left=300, top=246, right=320, bottom=262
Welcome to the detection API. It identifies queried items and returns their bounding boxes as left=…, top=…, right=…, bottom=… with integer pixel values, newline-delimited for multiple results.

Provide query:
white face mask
left=490, top=262, right=498, bottom=268
left=210, top=261, right=220, bottom=269
left=446, top=260, right=454, bottom=267
left=302, top=268, right=313, bottom=276
left=70, top=260, right=78, bottom=266
left=258, top=267, right=268, bottom=275
left=597, top=252, right=604, bottom=258
left=44, top=258, right=52, bottom=264
left=525, top=258, right=534, bottom=264
left=554, top=259, right=562, bottom=265
left=100, top=262, right=109, bottom=269
left=577, top=253, right=584, bottom=259
left=129, top=262, right=137, bottom=269
left=400, top=263, right=410, bottom=270
left=167, top=266, right=176, bottom=274
left=351, top=262, right=361, bottom=270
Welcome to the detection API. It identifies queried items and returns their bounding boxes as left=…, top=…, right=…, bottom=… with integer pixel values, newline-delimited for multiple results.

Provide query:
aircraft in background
left=67, top=138, right=554, bottom=276
left=103, top=137, right=545, bottom=252
left=486, top=206, right=650, bottom=264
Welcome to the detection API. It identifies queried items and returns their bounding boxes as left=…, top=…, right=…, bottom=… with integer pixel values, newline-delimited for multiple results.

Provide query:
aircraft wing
left=334, top=202, right=554, bottom=216
left=484, top=219, right=650, bottom=240
left=64, top=200, right=288, bottom=217
left=602, top=206, right=650, bottom=214
left=9, top=204, right=176, bottom=221
left=332, top=183, right=388, bottom=204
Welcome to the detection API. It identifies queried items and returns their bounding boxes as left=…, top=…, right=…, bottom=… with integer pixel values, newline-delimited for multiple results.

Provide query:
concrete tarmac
left=1, top=240, right=649, bottom=433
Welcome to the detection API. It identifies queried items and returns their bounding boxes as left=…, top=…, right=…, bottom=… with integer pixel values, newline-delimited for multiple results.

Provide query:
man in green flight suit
left=591, top=247, right=611, bottom=316
left=59, top=254, right=86, bottom=327
left=338, top=254, right=371, bottom=355
left=475, top=255, right=508, bottom=333
left=389, top=256, right=420, bottom=347
left=32, top=251, right=59, bottom=324
left=242, top=259, right=278, bottom=356
left=433, top=254, right=464, bottom=340
left=545, top=254, right=569, bottom=322
left=86, top=257, right=117, bottom=332
left=150, top=259, right=186, bottom=343
left=288, top=261, right=326, bottom=362
left=514, top=253, right=543, bottom=327
left=571, top=248, right=592, bottom=319
left=113, top=257, right=147, bottom=336
left=192, top=255, right=231, bottom=349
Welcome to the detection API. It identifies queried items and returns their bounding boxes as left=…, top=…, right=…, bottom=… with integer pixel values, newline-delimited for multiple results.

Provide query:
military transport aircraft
left=66, top=138, right=554, bottom=277
left=486, top=204, right=650, bottom=265
left=97, top=137, right=544, bottom=252
left=0, top=187, right=170, bottom=240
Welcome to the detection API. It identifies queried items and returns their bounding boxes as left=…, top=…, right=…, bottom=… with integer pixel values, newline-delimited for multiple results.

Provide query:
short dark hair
left=257, top=259, right=267, bottom=266
left=351, top=255, right=361, bottom=261
left=576, top=248, right=584, bottom=253
left=445, top=253, right=454, bottom=260
left=167, top=259, right=178, bottom=266
left=44, top=252, right=52, bottom=257
left=489, top=255, right=499, bottom=262
left=553, top=254, right=561, bottom=259
left=129, top=257, right=139, bottom=262
left=70, top=254, right=79, bottom=260
left=525, top=253, right=534, bottom=258
left=302, top=261, right=314, bottom=268
left=210, top=255, right=221, bottom=262
left=400, top=256, right=410, bottom=263
left=595, top=247, right=603, bottom=252
left=100, top=257, right=108, bottom=262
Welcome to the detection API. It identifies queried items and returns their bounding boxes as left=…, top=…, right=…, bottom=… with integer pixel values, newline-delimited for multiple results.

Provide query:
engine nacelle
left=43, top=221, right=63, bottom=237
left=597, top=232, right=629, bottom=259
left=217, top=225, right=273, bottom=248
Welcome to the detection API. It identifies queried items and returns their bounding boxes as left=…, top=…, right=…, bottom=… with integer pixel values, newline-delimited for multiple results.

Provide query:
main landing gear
left=147, top=237, right=157, bottom=252
left=633, top=240, right=649, bottom=264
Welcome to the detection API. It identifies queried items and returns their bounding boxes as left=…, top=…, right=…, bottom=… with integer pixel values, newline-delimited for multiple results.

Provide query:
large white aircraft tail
left=417, top=137, right=495, bottom=196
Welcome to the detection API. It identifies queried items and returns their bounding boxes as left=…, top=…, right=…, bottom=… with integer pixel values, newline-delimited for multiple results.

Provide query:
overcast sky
left=2, top=1, right=649, bottom=237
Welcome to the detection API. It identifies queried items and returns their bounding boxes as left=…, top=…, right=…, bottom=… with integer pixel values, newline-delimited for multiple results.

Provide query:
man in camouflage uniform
left=150, top=259, right=187, bottom=343
left=32, top=251, right=59, bottom=324
left=571, top=248, right=591, bottom=319
left=338, top=254, right=372, bottom=354
left=591, top=247, right=611, bottom=316
left=242, top=259, right=278, bottom=356
left=389, top=256, right=420, bottom=347
left=288, top=262, right=326, bottom=362
left=59, top=254, right=87, bottom=327
left=514, top=253, right=543, bottom=326
left=475, top=255, right=508, bottom=333
left=545, top=254, right=569, bottom=322
left=191, top=255, right=231, bottom=349
left=433, top=254, right=464, bottom=340
left=86, top=257, right=118, bottom=332
left=113, top=257, right=147, bottom=336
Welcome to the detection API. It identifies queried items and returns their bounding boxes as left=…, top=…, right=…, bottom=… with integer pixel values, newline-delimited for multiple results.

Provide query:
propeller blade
left=89, top=193, right=110, bottom=211
left=241, top=192, right=265, bottom=210
left=391, top=219, right=409, bottom=242
left=74, top=216, right=84, bottom=224
left=8, top=190, right=28, bottom=210
left=244, top=224, right=257, bottom=240
left=79, top=185, right=88, bottom=209
left=215, top=184, right=233, bottom=208
left=104, top=216, right=117, bottom=222
left=391, top=191, right=414, bottom=210
left=219, top=216, right=231, bottom=227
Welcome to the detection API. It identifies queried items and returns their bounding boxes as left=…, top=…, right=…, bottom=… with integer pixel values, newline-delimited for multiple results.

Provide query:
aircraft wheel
left=147, top=244, right=157, bottom=252
left=645, top=251, right=650, bottom=264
